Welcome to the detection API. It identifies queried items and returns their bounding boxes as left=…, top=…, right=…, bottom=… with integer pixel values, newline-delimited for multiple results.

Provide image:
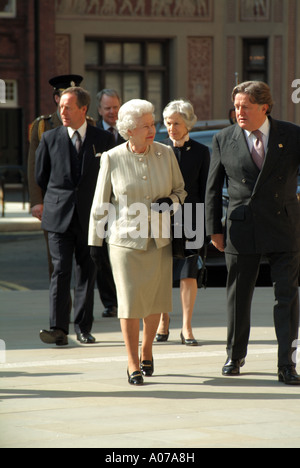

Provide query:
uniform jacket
left=28, top=112, right=62, bottom=207
left=35, top=124, right=115, bottom=238
left=88, top=141, right=187, bottom=250
left=205, top=117, right=300, bottom=254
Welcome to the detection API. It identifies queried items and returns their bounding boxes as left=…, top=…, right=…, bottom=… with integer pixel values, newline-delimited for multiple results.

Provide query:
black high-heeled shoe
left=127, top=369, right=144, bottom=386
left=141, top=359, right=154, bottom=377
left=180, top=331, right=199, bottom=347
left=156, top=319, right=170, bottom=342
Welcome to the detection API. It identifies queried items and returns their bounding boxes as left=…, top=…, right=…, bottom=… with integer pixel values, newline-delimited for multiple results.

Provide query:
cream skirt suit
left=89, top=141, right=187, bottom=319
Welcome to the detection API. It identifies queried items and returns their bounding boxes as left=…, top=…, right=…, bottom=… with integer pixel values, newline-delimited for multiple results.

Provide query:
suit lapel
left=57, top=127, right=72, bottom=176
left=81, top=126, right=98, bottom=180
left=231, top=124, right=259, bottom=174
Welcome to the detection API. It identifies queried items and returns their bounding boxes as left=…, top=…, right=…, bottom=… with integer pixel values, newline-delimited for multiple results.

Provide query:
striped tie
left=75, top=131, right=82, bottom=154
left=251, top=130, right=265, bottom=170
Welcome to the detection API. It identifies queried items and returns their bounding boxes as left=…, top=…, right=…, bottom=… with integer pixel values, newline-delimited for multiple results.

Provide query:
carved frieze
left=240, top=0, right=270, bottom=21
left=55, top=0, right=213, bottom=20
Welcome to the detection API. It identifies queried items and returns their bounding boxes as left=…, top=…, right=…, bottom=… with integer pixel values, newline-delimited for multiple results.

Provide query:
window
left=0, top=80, right=5, bottom=104
left=243, top=39, right=268, bottom=82
left=0, top=80, right=18, bottom=107
left=0, top=0, right=16, bottom=17
left=85, top=39, right=170, bottom=121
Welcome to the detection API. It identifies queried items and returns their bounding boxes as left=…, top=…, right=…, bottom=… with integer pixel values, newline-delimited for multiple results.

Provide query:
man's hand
left=31, top=204, right=43, bottom=221
left=211, top=233, right=225, bottom=252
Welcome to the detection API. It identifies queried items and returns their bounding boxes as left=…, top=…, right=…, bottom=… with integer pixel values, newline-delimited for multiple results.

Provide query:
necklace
left=128, top=142, right=150, bottom=156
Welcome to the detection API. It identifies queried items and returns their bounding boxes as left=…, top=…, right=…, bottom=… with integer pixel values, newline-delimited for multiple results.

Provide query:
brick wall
left=0, top=0, right=56, bottom=140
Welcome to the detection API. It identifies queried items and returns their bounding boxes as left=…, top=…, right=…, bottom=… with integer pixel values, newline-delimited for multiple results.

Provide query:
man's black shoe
left=77, top=333, right=96, bottom=344
left=278, top=366, right=300, bottom=385
left=102, top=306, right=118, bottom=318
left=40, top=329, right=68, bottom=346
left=222, top=358, right=246, bottom=376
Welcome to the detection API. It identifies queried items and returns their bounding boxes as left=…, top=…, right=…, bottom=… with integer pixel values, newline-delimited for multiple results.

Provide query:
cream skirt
left=108, top=240, right=173, bottom=319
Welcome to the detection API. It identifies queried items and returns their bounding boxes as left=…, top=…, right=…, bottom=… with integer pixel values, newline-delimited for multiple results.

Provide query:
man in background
left=95, top=89, right=125, bottom=317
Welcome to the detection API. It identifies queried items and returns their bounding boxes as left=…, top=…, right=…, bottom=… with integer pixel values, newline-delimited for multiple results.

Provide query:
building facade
left=0, top=0, right=300, bottom=168
left=55, top=0, right=300, bottom=123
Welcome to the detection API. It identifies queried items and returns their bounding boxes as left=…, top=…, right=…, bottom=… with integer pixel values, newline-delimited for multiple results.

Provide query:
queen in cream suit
left=89, top=99, right=187, bottom=385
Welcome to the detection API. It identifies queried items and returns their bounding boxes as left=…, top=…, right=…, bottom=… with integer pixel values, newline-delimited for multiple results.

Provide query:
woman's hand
left=151, top=198, right=173, bottom=213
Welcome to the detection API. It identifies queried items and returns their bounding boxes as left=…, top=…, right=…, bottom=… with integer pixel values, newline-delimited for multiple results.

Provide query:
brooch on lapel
left=156, top=152, right=162, bottom=159
left=186, top=147, right=191, bottom=152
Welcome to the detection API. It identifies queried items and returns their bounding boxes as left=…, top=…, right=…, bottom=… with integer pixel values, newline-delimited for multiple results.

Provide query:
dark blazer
left=96, top=120, right=125, bottom=146
left=163, top=137, right=210, bottom=230
left=35, top=124, right=115, bottom=237
left=205, top=117, right=300, bottom=254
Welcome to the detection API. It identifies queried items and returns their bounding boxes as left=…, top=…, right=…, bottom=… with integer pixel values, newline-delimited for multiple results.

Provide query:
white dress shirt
left=68, top=121, right=87, bottom=148
left=244, top=117, right=270, bottom=154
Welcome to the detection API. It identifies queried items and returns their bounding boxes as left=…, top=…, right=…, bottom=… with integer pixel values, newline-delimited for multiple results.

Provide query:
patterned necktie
left=251, top=130, right=265, bottom=170
left=108, top=127, right=116, bottom=141
left=75, top=131, right=82, bottom=154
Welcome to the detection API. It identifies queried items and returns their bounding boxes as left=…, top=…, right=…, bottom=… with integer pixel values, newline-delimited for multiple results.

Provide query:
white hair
left=163, top=99, right=197, bottom=131
left=116, top=99, right=155, bottom=140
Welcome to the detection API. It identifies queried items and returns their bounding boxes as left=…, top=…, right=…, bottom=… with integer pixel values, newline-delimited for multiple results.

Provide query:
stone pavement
left=1, top=287, right=300, bottom=449
left=0, top=202, right=41, bottom=233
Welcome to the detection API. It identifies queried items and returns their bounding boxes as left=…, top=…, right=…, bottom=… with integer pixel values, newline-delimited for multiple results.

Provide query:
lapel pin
left=186, top=147, right=191, bottom=152
left=156, top=152, right=162, bottom=159
left=278, top=144, right=284, bottom=148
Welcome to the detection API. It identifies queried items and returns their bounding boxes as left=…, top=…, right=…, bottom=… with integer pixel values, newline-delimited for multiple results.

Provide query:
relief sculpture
left=240, top=0, right=270, bottom=21
left=55, top=0, right=212, bottom=19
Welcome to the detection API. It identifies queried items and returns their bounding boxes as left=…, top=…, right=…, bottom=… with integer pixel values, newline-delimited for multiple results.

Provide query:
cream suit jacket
left=88, top=141, right=187, bottom=250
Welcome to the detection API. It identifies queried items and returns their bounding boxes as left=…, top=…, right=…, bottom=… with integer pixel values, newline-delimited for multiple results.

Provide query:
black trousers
left=96, top=240, right=117, bottom=309
left=225, top=251, right=300, bottom=368
left=48, top=213, right=97, bottom=335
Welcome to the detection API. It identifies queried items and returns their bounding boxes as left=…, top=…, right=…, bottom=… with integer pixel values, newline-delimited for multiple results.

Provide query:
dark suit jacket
left=205, top=117, right=300, bottom=254
left=96, top=120, right=125, bottom=146
left=163, top=138, right=210, bottom=204
left=35, top=124, right=115, bottom=238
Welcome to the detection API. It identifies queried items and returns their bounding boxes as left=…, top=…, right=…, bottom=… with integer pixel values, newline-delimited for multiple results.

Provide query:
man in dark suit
left=96, top=89, right=125, bottom=146
left=95, top=89, right=125, bottom=317
left=205, top=81, right=300, bottom=385
left=36, top=87, right=115, bottom=346
left=28, top=74, right=93, bottom=279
